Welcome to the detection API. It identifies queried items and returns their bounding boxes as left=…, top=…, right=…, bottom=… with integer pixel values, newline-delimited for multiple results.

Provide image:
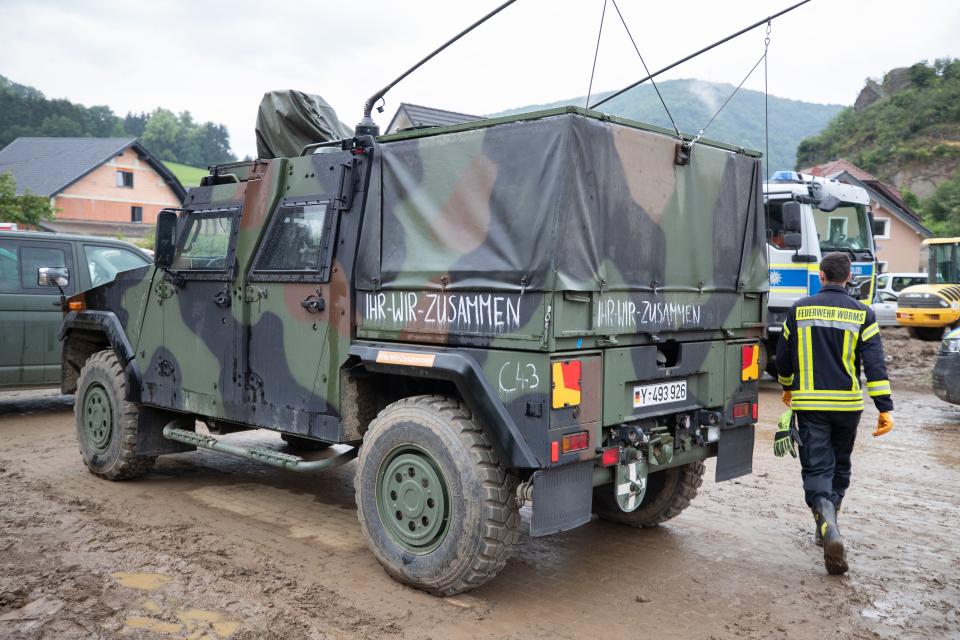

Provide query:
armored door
left=242, top=188, right=344, bottom=439
left=137, top=205, right=243, bottom=417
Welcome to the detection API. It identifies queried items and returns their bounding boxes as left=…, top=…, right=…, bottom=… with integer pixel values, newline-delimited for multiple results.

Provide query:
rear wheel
left=75, top=350, right=155, bottom=480
left=355, top=395, right=519, bottom=595
left=908, top=326, right=944, bottom=341
left=593, top=461, right=705, bottom=528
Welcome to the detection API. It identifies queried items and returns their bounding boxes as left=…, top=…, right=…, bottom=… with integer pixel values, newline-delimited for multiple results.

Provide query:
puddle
left=112, top=572, right=174, bottom=591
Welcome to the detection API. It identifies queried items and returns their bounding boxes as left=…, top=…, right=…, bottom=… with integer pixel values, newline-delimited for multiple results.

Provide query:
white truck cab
left=763, top=171, right=877, bottom=373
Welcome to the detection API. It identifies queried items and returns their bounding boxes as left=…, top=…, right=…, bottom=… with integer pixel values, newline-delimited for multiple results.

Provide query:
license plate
left=633, top=380, right=687, bottom=408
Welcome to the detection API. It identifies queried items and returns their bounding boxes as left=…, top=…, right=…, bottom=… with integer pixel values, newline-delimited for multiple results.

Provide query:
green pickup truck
left=0, top=230, right=150, bottom=389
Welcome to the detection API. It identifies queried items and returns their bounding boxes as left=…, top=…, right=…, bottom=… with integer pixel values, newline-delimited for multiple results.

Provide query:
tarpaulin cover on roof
left=357, top=112, right=766, bottom=295
left=255, top=91, right=352, bottom=159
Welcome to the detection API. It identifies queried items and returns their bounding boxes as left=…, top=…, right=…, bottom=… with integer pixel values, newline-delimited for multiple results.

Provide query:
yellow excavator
left=896, top=237, right=960, bottom=340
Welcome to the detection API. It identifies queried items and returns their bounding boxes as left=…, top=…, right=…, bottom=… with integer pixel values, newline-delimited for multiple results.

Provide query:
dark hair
left=820, top=252, right=851, bottom=284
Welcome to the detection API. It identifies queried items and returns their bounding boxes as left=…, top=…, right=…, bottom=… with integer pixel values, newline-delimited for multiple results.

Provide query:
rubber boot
left=814, top=505, right=840, bottom=548
left=814, top=497, right=848, bottom=575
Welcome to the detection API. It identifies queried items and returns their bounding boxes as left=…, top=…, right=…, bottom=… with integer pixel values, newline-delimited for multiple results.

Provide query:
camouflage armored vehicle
left=56, top=97, right=767, bottom=594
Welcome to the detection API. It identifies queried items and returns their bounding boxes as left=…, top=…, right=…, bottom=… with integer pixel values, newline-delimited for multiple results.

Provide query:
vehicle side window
left=251, top=200, right=335, bottom=281
left=0, top=241, right=20, bottom=293
left=880, top=292, right=898, bottom=302
left=84, top=245, right=150, bottom=287
left=876, top=275, right=888, bottom=290
left=892, top=276, right=925, bottom=292
left=20, top=246, right=66, bottom=290
left=172, top=208, right=239, bottom=278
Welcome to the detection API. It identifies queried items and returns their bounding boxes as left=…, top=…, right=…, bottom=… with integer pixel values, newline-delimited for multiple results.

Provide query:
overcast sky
left=3, top=0, right=959, bottom=160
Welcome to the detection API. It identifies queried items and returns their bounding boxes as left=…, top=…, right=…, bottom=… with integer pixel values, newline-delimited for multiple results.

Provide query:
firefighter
left=775, top=252, right=893, bottom=575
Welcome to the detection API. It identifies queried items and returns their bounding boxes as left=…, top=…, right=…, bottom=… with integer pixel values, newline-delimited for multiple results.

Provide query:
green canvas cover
left=357, top=111, right=767, bottom=297
left=255, top=90, right=352, bottom=159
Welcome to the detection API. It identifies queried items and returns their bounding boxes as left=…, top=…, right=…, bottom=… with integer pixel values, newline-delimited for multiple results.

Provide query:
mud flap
left=715, top=424, right=754, bottom=482
left=529, top=460, right=593, bottom=537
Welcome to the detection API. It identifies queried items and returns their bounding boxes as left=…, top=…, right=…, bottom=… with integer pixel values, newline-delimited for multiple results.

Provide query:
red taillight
left=561, top=431, right=589, bottom=454
left=732, top=402, right=750, bottom=419
left=741, top=344, right=759, bottom=381
left=752, top=402, right=758, bottom=421
left=550, top=441, right=559, bottom=463
left=600, top=447, right=620, bottom=467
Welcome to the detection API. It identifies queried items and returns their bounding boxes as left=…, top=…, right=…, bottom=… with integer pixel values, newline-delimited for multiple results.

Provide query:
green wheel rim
left=82, top=383, right=113, bottom=454
left=377, top=446, right=450, bottom=554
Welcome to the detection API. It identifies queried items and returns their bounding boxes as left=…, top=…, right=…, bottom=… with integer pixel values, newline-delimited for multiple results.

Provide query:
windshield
left=931, top=243, right=960, bottom=284
left=814, top=203, right=872, bottom=253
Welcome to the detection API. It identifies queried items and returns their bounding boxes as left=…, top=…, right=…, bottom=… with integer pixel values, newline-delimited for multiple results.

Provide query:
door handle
left=301, top=294, right=325, bottom=314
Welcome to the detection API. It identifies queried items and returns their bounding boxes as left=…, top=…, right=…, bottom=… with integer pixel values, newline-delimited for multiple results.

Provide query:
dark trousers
left=795, top=410, right=861, bottom=509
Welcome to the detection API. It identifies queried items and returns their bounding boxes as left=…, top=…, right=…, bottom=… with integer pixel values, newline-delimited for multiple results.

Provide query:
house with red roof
left=801, top=159, right=932, bottom=273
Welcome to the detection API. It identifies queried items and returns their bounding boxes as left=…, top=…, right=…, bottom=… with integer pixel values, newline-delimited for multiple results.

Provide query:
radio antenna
left=356, top=0, right=520, bottom=136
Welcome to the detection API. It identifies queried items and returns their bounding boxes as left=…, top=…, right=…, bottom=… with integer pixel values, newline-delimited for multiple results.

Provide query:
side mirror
left=37, top=266, right=69, bottom=288
left=782, top=201, right=802, bottom=233
left=846, top=281, right=863, bottom=299
left=155, top=209, right=178, bottom=268
left=783, top=233, right=802, bottom=250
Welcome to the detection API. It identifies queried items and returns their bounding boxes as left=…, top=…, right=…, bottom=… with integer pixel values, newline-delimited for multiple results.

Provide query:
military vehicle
left=897, top=237, right=960, bottom=340
left=764, top=171, right=876, bottom=371
left=50, top=100, right=767, bottom=594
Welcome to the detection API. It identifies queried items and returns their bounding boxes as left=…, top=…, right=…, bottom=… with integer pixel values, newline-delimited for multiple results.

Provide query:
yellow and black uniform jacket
left=776, top=284, right=893, bottom=412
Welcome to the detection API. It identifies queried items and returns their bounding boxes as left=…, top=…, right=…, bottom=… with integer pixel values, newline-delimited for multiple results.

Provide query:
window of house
left=131, top=206, right=143, bottom=223
left=872, top=217, right=890, bottom=239
left=116, top=170, right=134, bottom=188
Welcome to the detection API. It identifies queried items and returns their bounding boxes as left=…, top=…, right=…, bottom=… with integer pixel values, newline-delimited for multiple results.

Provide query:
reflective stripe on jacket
left=776, top=283, right=893, bottom=412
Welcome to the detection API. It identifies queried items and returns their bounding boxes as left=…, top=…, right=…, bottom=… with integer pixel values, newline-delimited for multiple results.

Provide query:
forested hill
left=796, top=59, right=960, bottom=234
left=0, top=74, right=236, bottom=167
left=494, top=79, right=843, bottom=176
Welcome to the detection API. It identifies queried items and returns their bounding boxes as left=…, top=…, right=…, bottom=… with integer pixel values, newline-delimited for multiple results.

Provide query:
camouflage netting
left=255, top=90, right=352, bottom=159
left=357, top=112, right=766, bottom=294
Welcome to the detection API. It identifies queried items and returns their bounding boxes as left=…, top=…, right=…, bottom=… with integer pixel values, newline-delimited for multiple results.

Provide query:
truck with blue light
left=763, top=171, right=877, bottom=374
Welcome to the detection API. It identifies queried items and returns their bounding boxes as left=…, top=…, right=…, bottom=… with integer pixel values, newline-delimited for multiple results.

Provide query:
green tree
left=923, top=170, right=960, bottom=234
left=0, top=172, right=56, bottom=226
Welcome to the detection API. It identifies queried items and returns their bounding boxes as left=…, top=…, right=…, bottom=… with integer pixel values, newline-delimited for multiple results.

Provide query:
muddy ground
left=1, top=328, right=958, bottom=639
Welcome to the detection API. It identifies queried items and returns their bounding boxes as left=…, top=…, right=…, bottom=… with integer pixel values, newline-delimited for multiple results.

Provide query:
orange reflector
left=551, top=359, right=582, bottom=409
left=561, top=431, right=589, bottom=454
left=550, top=441, right=559, bottom=463
left=68, top=300, right=86, bottom=311
left=732, top=402, right=750, bottom=419
left=741, top=344, right=759, bottom=381
left=601, top=447, right=620, bottom=467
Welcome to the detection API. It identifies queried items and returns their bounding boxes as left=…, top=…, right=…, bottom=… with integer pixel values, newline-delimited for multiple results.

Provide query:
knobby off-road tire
left=593, top=460, right=705, bottom=528
left=75, top=350, right=155, bottom=480
left=281, top=433, right=331, bottom=452
left=355, top=395, right=519, bottom=596
left=908, top=326, right=944, bottom=341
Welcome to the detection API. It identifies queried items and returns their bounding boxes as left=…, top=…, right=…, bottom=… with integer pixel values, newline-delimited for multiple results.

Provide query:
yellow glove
left=873, top=412, right=893, bottom=437
left=782, top=390, right=792, bottom=407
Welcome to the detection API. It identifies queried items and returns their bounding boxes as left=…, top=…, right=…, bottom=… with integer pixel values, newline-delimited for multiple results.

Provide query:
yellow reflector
left=551, top=360, right=582, bottom=409
left=741, top=344, right=759, bottom=381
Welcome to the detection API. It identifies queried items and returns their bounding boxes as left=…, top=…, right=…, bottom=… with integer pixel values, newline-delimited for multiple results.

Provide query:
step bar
left=162, top=424, right=358, bottom=473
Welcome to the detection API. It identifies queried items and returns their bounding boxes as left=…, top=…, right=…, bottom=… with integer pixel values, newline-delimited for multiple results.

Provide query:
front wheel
left=75, top=350, right=155, bottom=480
left=593, top=461, right=705, bottom=528
left=355, top=395, right=519, bottom=595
